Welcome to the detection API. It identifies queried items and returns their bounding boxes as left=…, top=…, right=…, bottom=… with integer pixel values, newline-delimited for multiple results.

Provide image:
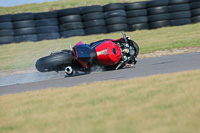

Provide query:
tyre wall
left=190, top=0, right=200, bottom=23
left=12, top=13, right=37, bottom=43
left=169, top=0, right=192, bottom=26
left=82, top=5, right=107, bottom=35
left=0, top=15, right=14, bottom=44
left=35, top=11, right=60, bottom=41
left=103, top=3, right=128, bottom=33
left=125, top=2, right=149, bottom=31
left=147, top=0, right=170, bottom=29
left=58, top=8, right=85, bottom=38
left=0, top=0, right=199, bottom=45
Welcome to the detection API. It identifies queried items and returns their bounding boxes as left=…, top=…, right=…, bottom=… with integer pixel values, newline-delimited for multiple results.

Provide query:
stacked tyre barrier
left=82, top=5, right=107, bottom=35
left=103, top=3, right=128, bottom=33
left=147, top=0, right=170, bottom=29
left=169, top=0, right=192, bottom=26
left=190, top=0, right=200, bottom=23
left=125, top=2, right=149, bottom=31
left=58, top=8, right=85, bottom=38
left=0, top=0, right=200, bottom=45
left=12, top=13, right=37, bottom=43
left=35, top=11, right=60, bottom=41
left=0, top=15, right=14, bottom=44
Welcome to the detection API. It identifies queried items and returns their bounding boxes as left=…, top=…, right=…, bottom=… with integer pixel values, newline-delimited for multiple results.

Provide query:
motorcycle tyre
left=125, top=2, right=147, bottom=11
left=131, top=40, right=139, bottom=57
left=35, top=52, right=74, bottom=72
left=0, top=14, right=12, bottom=22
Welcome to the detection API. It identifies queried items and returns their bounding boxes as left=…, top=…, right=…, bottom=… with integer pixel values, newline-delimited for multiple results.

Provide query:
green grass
left=0, top=23, right=200, bottom=74
left=1, top=69, right=200, bottom=133
left=0, top=0, right=147, bottom=15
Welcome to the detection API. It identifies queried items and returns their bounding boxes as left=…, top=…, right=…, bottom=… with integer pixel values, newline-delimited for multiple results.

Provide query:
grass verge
left=0, top=23, right=200, bottom=74
left=0, top=69, right=200, bottom=133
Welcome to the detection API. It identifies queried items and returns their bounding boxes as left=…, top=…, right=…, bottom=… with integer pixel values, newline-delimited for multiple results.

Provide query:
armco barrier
left=0, top=0, right=199, bottom=45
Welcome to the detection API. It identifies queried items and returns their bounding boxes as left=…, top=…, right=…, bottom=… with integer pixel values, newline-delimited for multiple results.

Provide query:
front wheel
left=35, top=52, right=74, bottom=72
left=131, top=40, right=139, bottom=57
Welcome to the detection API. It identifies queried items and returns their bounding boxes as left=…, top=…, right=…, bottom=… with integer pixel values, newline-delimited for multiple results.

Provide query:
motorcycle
left=35, top=31, right=139, bottom=76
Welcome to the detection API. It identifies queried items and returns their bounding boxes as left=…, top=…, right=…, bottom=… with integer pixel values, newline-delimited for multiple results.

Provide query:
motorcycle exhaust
left=65, top=66, right=73, bottom=75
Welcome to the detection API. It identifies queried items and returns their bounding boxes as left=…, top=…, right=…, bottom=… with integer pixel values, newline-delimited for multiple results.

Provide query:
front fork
left=115, top=49, right=137, bottom=70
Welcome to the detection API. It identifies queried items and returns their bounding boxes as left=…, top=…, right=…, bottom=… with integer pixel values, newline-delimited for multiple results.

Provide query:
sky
left=0, top=0, right=58, bottom=7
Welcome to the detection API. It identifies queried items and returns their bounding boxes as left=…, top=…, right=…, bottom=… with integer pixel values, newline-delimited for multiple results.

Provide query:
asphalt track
left=0, top=52, right=200, bottom=95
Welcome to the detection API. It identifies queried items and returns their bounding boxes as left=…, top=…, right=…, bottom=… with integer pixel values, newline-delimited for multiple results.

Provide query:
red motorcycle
left=35, top=32, right=139, bottom=76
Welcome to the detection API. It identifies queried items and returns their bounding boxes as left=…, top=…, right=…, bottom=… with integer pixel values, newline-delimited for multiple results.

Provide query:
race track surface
left=0, top=52, right=200, bottom=95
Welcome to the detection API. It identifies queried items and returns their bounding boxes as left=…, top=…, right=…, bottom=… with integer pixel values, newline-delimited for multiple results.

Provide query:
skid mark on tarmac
left=0, top=52, right=200, bottom=95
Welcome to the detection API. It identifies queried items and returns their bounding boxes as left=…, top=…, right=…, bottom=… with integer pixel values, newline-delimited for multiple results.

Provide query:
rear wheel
left=35, top=52, right=74, bottom=72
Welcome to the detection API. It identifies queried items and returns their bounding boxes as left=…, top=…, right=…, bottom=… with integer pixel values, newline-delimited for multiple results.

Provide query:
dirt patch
left=138, top=46, right=200, bottom=59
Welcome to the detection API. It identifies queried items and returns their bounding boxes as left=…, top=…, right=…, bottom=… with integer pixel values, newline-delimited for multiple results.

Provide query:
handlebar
left=121, top=31, right=128, bottom=44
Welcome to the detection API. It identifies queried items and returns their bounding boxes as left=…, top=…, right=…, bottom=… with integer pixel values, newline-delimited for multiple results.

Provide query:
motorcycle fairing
left=89, top=39, right=114, bottom=49
left=95, top=41, right=122, bottom=66
left=73, top=40, right=122, bottom=68
left=73, top=41, right=97, bottom=68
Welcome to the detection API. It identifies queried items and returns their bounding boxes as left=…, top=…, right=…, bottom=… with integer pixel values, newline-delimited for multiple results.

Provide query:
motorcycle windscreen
left=95, top=41, right=122, bottom=66
left=73, top=44, right=96, bottom=68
